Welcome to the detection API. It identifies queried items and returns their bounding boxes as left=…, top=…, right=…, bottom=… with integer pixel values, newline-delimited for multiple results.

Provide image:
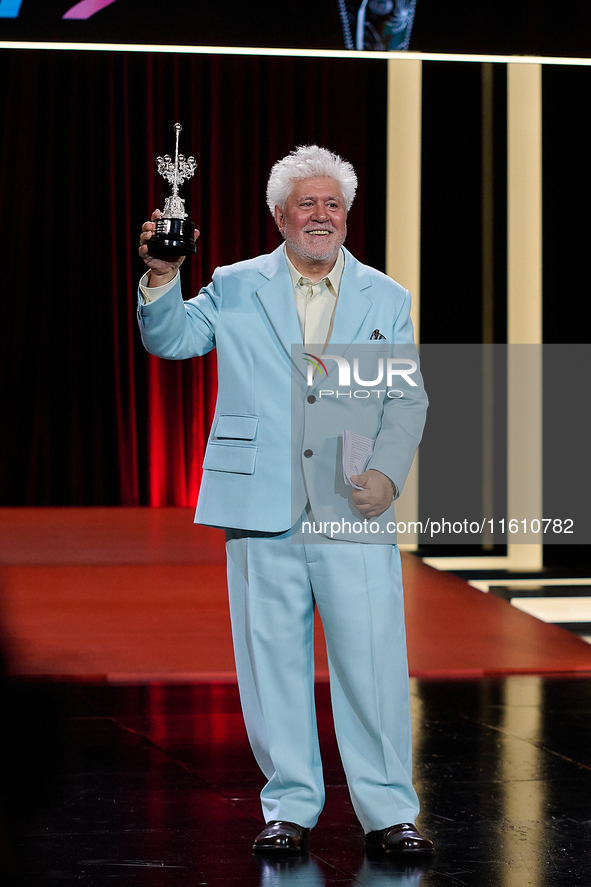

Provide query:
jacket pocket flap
left=203, top=443, right=257, bottom=475
left=214, top=414, right=258, bottom=440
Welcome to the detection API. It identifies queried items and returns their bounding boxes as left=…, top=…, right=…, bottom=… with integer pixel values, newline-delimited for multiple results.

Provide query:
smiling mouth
left=306, top=229, right=332, bottom=235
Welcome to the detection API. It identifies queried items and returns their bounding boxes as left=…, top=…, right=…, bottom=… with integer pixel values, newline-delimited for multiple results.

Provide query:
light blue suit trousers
left=225, top=520, right=420, bottom=832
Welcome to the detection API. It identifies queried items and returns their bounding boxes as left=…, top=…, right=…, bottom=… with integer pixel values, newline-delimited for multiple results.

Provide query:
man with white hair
left=138, top=145, right=432, bottom=855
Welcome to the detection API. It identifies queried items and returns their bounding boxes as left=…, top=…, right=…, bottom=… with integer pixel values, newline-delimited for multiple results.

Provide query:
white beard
left=283, top=224, right=347, bottom=265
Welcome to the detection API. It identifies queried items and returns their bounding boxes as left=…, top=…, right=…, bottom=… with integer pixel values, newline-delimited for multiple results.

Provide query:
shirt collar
left=284, top=246, right=345, bottom=295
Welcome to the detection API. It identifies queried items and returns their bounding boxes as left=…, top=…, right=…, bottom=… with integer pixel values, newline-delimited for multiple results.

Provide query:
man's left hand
left=350, top=469, right=394, bottom=518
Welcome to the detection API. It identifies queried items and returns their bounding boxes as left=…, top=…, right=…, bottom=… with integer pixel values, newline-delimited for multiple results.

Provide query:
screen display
left=2, top=0, right=590, bottom=58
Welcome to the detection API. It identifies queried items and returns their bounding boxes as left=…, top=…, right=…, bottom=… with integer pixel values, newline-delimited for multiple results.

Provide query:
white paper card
left=343, top=429, right=374, bottom=490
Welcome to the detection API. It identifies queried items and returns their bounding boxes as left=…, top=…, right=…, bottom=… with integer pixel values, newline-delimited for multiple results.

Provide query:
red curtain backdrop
left=0, top=49, right=387, bottom=505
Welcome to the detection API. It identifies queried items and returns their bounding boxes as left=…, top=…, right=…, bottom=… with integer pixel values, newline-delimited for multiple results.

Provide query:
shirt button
left=307, top=395, right=316, bottom=404
left=304, top=449, right=313, bottom=458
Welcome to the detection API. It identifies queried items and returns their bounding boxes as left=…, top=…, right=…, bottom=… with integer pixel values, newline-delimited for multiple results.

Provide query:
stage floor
left=2, top=510, right=591, bottom=885
left=1, top=508, right=591, bottom=679
left=3, top=677, right=591, bottom=886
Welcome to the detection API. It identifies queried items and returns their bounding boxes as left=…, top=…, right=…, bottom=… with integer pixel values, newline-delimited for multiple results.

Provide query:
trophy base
left=149, top=217, right=197, bottom=258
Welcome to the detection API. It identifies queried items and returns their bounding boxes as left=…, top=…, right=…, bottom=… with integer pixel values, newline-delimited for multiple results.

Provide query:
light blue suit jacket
left=138, top=244, right=427, bottom=540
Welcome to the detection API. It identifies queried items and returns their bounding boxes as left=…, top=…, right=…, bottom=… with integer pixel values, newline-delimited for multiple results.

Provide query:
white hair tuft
left=266, top=145, right=358, bottom=215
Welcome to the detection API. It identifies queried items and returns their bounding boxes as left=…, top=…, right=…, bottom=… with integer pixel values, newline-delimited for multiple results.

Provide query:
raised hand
left=138, top=209, right=199, bottom=287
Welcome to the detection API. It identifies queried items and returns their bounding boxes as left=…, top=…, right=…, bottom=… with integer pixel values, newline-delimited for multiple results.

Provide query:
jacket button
left=307, top=395, right=316, bottom=404
left=304, top=449, right=313, bottom=458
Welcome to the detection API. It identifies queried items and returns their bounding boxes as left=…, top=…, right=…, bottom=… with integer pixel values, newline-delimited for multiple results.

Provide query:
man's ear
left=273, top=205, right=284, bottom=231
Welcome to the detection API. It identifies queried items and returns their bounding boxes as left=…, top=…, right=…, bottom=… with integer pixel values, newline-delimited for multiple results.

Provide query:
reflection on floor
left=3, top=677, right=591, bottom=886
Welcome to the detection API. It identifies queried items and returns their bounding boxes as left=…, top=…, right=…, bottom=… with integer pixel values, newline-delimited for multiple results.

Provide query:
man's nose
left=312, top=206, right=329, bottom=221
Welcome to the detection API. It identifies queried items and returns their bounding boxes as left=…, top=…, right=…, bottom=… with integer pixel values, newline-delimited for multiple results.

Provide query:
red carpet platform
left=1, top=508, right=590, bottom=680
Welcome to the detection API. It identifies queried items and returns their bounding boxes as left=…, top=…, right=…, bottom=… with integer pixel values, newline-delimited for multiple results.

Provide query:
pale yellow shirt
left=139, top=270, right=179, bottom=302
left=139, top=247, right=344, bottom=348
left=285, top=248, right=344, bottom=347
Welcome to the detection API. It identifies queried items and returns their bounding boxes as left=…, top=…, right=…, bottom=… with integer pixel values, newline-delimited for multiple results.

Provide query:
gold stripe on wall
left=386, top=58, right=422, bottom=548
left=386, top=57, right=422, bottom=337
left=507, top=62, right=543, bottom=569
left=507, top=63, right=543, bottom=345
left=424, top=62, right=544, bottom=573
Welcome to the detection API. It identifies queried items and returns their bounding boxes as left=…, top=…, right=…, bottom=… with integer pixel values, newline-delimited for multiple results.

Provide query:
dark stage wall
left=1, top=50, right=590, bottom=512
left=0, top=49, right=387, bottom=506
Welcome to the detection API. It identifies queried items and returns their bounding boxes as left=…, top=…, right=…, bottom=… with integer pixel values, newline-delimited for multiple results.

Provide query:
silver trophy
left=149, top=123, right=197, bottom=258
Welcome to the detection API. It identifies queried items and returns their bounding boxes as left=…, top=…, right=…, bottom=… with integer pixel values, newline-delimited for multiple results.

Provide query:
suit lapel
left=255, top=247, right=306, bottom=379
left=255, top=246, right=374, bottom=388
left=328, top=257, right=372, bottom=346
left=309, top=249, right=373, bottom=392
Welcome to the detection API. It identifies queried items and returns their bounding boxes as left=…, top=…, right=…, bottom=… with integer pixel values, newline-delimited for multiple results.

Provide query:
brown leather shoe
left=252, top=821, right=310, bottom=853
left=365, top=823, right=434, bottom=853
